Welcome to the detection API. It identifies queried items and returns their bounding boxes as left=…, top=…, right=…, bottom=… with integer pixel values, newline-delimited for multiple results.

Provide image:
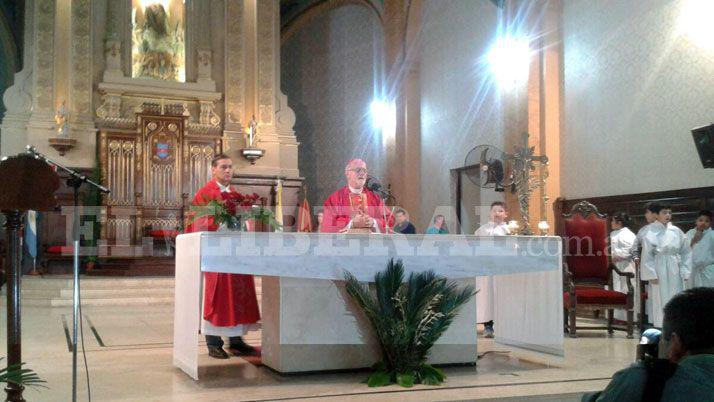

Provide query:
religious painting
left=131, top=0, right=186, bottom=82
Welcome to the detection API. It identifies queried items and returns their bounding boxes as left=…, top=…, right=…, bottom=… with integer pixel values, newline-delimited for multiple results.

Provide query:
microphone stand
left=366, top=177, right=392, bottom=234
left=25, top=146, right=109, bottom=402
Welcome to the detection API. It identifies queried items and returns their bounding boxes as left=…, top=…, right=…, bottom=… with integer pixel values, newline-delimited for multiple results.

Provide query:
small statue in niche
left=132, top=2, right=184, bottom=81
left=55, top=101, right=68, bottom=138
left=246, top=115, right=259, bottom=148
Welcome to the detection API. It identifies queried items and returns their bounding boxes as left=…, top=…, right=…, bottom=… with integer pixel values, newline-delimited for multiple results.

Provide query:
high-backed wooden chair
left=562, top=201, right=634, bottom=338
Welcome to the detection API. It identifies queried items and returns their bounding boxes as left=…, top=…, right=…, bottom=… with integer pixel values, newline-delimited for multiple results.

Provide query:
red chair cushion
left=563, top=288, right=628, bottom=308
left=563, top=213, right=610, bottom=282
left=148, top=230, right=180, bottom=238
left=46, top=245, right=74, bottom=254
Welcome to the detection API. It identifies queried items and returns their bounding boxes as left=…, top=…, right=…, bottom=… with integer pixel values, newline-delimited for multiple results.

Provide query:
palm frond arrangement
left=0, top=359, right=46, bottom=389
left=344, top=258, right=475, bottom=387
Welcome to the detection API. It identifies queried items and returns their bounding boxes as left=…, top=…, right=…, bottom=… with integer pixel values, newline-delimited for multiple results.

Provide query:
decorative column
left=66, top=0, right=96, bottom=167
left=223, top=0, right=246, bottom=151
left=541, top=0, right=563, bottom=233
left=508, top=0, right=563, bottom=234
left=383, top=0, right=422, bottom=219
left=103, top=0, right=125, bottom=80
left=224, top=0, right=298, bottom=177
left=502, top=0, right=534, bottom=232
left=0, top=0, right=34, bottom=156
left=25, top=0, right=56, bottom=157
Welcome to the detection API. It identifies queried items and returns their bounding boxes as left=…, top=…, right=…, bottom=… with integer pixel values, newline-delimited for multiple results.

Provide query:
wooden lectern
left=0, top=154, right=59, bottom=402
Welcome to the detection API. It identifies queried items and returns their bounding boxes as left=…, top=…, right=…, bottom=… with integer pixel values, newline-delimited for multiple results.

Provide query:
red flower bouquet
left=189, top=192, right=281, bottom=231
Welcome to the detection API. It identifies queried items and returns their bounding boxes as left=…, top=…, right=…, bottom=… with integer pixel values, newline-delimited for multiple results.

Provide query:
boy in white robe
left=632, top=204, right=657, bottom=256
left=474, top=201, right=509, bottom=338
left=632, top=203, right=657, bottom=322
left=610, top=212, right=638, bottom=321
left=640, top=203, right=692, bottom=328
left=686, top=210, right=714, bottom=288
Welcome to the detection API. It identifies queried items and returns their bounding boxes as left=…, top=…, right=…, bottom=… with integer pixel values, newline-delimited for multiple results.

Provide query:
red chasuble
left=320, top=186, right=389, bottom=233
left=185, top=179, right=261, bottom=327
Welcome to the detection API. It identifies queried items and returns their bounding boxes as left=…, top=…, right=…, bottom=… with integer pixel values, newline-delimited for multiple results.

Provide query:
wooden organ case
left=99, top=105, right=220, bottom=254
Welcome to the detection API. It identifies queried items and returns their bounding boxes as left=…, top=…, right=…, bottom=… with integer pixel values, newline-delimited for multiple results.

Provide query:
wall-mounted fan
left=464, top=144, right=509, bottom=192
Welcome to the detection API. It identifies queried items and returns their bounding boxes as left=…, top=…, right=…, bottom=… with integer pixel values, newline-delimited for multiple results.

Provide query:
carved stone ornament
left=96, top=93, right=121, bottom=119
left=199, top=101, right=220, bottom=127
left=196, top=49, right=213, bottom=81
left=48, top=137, right=77, bottom=156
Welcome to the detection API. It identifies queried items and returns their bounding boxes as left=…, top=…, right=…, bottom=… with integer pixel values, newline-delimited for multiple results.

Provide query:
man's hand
left=352, top=213, right=368, bottom=228
left=363, top=215, right=375, bottom=228
left=650, top=279, right=659, bottom=285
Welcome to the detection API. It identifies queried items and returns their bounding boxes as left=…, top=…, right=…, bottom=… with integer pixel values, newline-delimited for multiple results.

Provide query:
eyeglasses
left=347, top=168, right=368, bottom=174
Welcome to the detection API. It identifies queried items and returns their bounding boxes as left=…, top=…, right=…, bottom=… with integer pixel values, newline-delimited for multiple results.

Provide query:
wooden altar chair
left=562, top=201, right=635, bottom=338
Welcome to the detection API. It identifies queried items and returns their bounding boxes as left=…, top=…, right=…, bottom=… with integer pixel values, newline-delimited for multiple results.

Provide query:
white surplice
left=610, top=227, right=638, bottom=321
left=474, top=222, right=510, bottom=323
left=640, top=221, right=692, bottom=327
left=634, top=223, right=655, bottom=318
left=686, top=228, right=714, bottom=288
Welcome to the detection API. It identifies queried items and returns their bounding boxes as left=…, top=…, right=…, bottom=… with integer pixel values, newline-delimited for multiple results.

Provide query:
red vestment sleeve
left=321, top=188, right=351, bottom=233
left=185, top=187, right=219, bottom=233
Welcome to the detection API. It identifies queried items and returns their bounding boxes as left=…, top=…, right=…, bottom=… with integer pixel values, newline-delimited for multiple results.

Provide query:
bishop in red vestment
left=186, top=154, right=260, bottom=359
left=321, top=159, right=390, bottom=233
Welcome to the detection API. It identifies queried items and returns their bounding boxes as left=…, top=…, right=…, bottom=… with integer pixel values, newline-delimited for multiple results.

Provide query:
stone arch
left=281, top=0, right=383, bottom=45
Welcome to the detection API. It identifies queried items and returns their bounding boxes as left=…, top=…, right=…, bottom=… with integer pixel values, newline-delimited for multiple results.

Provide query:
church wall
left=419, top=0, right=505, bottom=232
left=281, top=4, right=385, bottom=208
left=562, top=0, right=714, bottom=199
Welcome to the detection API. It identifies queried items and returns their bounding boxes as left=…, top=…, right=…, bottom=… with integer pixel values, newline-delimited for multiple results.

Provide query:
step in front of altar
left=5, top=276, right=175, bottom=307
left=5, top=276, right=263, bottom=307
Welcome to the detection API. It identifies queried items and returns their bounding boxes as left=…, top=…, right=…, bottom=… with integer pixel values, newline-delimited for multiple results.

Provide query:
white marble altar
left=173, top=232, right=563, bottom=379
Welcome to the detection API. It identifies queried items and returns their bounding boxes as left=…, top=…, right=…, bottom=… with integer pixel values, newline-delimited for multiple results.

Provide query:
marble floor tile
left=0, top=304, right=637, bottom=401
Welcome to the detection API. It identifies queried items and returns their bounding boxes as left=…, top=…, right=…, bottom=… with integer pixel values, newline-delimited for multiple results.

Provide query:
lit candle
left=538, top=220, right=549, bottom=235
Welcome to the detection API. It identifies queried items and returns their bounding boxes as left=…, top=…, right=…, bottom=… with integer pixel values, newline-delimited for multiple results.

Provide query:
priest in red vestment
left=321, top=159, right=390, bottom=233
left=186, top=153, right=260, bottom=359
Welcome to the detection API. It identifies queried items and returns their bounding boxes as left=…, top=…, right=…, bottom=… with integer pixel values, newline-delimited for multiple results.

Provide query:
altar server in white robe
left=640, top=203, right=692, bottom=328
left=632, top=203, right=657, bottom=319
left=474, top=201, right=509, bottom=338
left=632, top=203, right=657, bottom=256
left=686, top=210, right=714, bottom=288
left=609, top=212, right=638, bottom=321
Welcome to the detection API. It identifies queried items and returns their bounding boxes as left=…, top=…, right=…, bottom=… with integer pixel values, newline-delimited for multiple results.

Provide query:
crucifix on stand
left=506, top=133, right=549, bottom=236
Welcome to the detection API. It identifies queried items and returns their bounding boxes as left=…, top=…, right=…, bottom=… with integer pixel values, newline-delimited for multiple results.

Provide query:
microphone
left=365, top=176, right=389, bottom=200
left=365, top=176, right=382, bottom=192
left=26, top=145, right=39, bottom=158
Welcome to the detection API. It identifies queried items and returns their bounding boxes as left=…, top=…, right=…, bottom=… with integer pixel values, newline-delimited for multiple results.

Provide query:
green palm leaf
left=343, top=258, right=475, bottom=387
left=0, top=360, right=47, bottom=388
left=374, top=259, right=404, bottom=318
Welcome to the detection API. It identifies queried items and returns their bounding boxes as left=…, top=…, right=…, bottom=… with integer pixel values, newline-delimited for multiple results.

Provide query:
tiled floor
left=0, top=302, right=638, bottom=401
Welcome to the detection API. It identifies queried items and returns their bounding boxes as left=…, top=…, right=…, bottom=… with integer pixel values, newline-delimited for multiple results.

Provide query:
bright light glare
left=679, top=0, right=714, bottom=51
left=370, top=99, right=396, bottom=139
left=139, top=0, right=171, bottom=10
left=487, top=36, right=531, bottom=90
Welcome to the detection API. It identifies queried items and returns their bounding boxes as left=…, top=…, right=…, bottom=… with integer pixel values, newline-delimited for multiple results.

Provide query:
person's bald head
left=345, top=159, right=368, bottom=189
